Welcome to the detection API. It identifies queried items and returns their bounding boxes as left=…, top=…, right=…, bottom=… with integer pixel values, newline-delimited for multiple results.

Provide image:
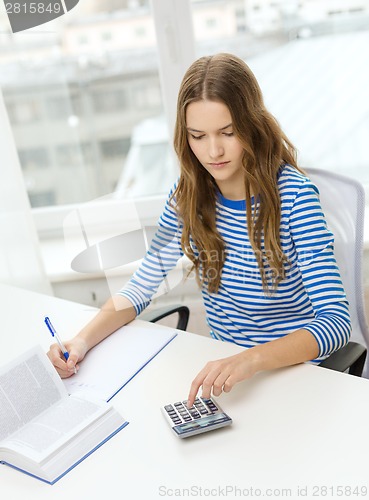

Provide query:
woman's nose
left=208, top=138, right=224, bottom=159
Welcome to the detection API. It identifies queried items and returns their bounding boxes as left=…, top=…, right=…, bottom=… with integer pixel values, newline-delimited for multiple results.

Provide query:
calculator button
left=189, top=411, right=201, bottom=418
left=204, top=399, right=218, bottom=410
left=183, top=400, right=194, bottom=409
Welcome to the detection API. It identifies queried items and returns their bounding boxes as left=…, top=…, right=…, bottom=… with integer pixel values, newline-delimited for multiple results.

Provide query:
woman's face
left=186, top=99, right=245, bottom=200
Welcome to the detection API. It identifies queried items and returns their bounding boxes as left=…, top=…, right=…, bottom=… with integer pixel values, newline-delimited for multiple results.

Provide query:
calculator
left=162, top=397, right=232, bottom=438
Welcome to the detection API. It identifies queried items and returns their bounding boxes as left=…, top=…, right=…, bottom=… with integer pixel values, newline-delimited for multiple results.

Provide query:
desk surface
left=1, top=284, right=369, bottom=500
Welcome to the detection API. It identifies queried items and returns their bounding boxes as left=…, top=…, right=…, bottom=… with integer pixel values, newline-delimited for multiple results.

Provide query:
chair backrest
left=306, top=168, right=369, bottom=377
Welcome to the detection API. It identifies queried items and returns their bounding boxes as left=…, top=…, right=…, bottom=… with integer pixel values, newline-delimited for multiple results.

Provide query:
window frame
left=2, top=0, right=369, bottom=247
left=25, top=0, right=195, bottom=240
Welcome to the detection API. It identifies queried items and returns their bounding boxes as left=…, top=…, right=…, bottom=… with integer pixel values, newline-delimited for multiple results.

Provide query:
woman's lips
left=209, top=161, right=230, bottom=169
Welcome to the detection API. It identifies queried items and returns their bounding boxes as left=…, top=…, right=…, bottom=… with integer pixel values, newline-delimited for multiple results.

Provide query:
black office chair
left=140, top=304, right=190, bottom=331
left=140, top=169, right=369, bottom=378
left=319, top=341, right=366, bottom=376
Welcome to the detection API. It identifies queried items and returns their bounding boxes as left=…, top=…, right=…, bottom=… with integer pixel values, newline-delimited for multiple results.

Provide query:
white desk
left=1, top=283, right=369, bottom=500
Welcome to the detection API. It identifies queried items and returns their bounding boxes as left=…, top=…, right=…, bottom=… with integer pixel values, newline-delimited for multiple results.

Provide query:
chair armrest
left=139, top=304, right=190, bottom=331
left=319, top=341, right=367, bottom=377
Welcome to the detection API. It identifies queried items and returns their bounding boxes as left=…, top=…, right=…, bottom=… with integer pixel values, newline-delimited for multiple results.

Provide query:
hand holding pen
left=44, top=317, right=77, bottom=375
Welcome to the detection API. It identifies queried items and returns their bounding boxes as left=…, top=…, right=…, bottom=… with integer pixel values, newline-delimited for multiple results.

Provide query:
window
left=132, top=84, right=162, bottom=110
left=0, top=1, right=173, bottom=209
left=46, top=96, right=75, bottom=121
left=190, top=0, right=369, bottom=188
left=349, top=8, right=364, bottom=13
left=55, top=144, right=83, bottom=166
left=206, top=18, right=217, bottom=28
left=78, top=35, right=89, bottom=45
left=101, top=31, right=113, bottom=41
left=92, top=89, right=127, bottom=114
left=29, top=191, right=56, bottom=208
left=1, top=0, right=369, bottom=232
left=18, top=148, right=50, bottom=170
left=135, top=25, right=147, bottom=37
left=6, top=99, right=42, bottom=124
left=235, top=7, right=247, bottom=32
left=100, top=138, right=131, bottom=159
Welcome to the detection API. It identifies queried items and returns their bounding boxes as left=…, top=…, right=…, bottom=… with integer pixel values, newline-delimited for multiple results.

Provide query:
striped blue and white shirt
left=118, top=165, right=351, bottom=362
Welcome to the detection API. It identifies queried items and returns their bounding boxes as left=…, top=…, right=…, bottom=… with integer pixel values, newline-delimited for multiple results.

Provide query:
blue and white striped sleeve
left=117, top=187, right=184, bottom=315
left=289, top=181, right=351, bottom=358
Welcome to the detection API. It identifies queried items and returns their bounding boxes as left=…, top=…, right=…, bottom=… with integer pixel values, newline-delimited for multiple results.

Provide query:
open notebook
left=64, top=323, right=177, bottom=401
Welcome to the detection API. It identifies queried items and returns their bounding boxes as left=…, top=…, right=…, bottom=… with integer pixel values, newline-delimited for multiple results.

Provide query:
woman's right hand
left=47, top=336, right=88, bottom=378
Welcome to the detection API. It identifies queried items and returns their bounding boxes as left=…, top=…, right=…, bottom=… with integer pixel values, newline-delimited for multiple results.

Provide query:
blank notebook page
left=64, top=323, right=177, bottom=401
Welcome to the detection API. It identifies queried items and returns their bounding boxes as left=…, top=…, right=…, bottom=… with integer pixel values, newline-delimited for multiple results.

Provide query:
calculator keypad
left=164, top=397, right=219, bottom=425
left=162, top=396, right=232, bottom=437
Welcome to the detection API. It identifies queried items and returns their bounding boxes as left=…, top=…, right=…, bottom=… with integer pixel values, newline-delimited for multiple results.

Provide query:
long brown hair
left=173, top=53, right=301, bottom=294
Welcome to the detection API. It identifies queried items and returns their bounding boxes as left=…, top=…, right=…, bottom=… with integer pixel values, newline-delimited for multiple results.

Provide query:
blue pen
left=44, top=316, right=77, bottom=374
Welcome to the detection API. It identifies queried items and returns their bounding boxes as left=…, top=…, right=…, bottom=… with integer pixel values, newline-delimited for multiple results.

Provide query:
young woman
left=48, top=53, right=351, bottom=408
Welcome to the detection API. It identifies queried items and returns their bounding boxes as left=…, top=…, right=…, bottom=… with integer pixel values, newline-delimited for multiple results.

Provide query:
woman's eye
left=223, top=132, right=234, bottom=137
left=190, top=134, right=204, bottom=140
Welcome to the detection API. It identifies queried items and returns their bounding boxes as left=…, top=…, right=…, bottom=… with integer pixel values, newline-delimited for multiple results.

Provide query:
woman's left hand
left=187, top=350, right=258, bottom=407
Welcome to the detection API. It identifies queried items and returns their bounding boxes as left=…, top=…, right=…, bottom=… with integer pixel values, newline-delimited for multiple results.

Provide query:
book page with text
left=0, top=393, right=111, bottom=461
left=0, top=345, right=67, bottom=442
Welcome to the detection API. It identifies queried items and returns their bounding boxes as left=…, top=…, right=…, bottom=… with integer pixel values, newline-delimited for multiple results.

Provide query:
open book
left=0, top=346, right=128, bottom=484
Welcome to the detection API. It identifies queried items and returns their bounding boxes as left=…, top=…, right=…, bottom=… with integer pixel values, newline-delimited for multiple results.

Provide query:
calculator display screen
left=173, top=413, right=230, bottom=435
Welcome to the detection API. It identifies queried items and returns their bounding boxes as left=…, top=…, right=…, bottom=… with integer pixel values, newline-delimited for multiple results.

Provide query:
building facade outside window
left=0, top=0, right=368, bottom=211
